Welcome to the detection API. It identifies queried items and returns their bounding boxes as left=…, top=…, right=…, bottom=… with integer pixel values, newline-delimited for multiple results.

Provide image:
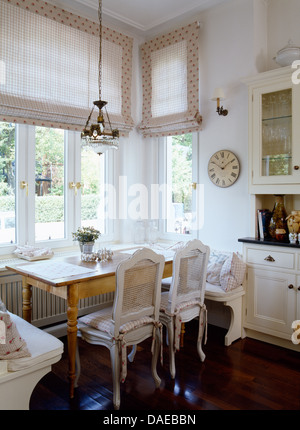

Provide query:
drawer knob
left=264, top=255, right=275, bottom=262
left=298, top=286, right=300, bottom=291
left=288, top=284, right=294, bottom=289
left=294, top=165, right=299, bottom=170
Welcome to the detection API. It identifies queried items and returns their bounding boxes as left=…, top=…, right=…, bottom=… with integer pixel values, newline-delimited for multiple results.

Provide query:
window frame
left=158, top=132, right=199, bottom=241
left=0, top=123, right=116, bottom=256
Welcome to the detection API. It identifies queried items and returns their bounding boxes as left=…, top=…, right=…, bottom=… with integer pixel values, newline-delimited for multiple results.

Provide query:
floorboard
left=29, top=321, right=300, bottom=413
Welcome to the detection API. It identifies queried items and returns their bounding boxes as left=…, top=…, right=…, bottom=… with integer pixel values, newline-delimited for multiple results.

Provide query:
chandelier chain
left=98, top=0, right=102, bottom=101
left=81, top=0, right=119, bottom=151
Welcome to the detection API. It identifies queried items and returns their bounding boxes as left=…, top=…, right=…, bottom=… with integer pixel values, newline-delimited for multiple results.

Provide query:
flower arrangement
left=72, top=226, right=101, bottom=243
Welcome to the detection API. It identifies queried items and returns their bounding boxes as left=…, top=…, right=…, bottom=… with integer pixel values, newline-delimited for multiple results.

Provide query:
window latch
left=69, top=181, right=82, bottom=196
left=20, top=181, right=28, bottom=196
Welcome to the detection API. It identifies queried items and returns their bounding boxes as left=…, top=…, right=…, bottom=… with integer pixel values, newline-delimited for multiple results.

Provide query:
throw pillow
left=0, top=298, right=7, bottom=312
left=0, top=312, right=31, bottom=359
left=220, top=252, right=246, bottom=292
left=206, top=249, right=232, bottom=285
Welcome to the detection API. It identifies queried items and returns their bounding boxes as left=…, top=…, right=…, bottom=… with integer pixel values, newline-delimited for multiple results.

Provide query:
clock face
left=208, top=150, right=240, bottom=188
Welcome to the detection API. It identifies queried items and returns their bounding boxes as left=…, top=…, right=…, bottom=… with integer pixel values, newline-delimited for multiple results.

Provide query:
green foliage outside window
left=0, top=123, right=100, bottom=222
left=171, top=134, right=192, bottom=213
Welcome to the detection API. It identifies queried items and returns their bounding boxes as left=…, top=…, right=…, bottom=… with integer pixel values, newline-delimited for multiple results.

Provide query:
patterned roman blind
left=139, top=22, right=202, bottom=138
left=0, top=0, right=134, bottom=135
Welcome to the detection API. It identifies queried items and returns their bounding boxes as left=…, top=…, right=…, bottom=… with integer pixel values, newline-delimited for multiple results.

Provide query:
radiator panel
left=0, top=272, right=114, bottom=327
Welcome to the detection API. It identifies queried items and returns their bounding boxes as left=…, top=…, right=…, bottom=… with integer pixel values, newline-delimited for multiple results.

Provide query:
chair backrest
left=112, top=248, right=165, bottom=335
left=168, top=239, right=210, bottom=313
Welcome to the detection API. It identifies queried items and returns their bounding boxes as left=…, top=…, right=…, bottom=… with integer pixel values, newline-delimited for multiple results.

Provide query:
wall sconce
left=211, top=88, right=228, bottom=116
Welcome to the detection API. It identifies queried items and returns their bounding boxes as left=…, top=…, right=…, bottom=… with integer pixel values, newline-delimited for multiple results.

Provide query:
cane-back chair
left=76, top=248, right=165, bottom=410
left=160, top=239, right=210, bottom=378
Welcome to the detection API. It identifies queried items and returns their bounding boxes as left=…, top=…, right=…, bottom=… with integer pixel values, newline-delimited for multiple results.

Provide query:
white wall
left=193, top=0, right=258, bottom=251
left=117, top=0, right=300, bottom=251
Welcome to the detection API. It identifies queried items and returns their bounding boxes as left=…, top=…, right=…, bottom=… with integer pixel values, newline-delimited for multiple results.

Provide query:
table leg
left=67, top=284, right=79, bottom=399
left=22, top=276, right=32, bottom=323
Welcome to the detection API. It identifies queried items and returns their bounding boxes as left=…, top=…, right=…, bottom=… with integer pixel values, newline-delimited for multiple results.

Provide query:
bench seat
left=0, top=312, right=64, bottom=410
left=205, top=282, right=245, bottom=346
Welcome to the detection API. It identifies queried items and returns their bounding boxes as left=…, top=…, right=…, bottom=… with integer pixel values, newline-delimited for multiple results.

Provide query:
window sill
left=0, top=240, right=180, bottom=272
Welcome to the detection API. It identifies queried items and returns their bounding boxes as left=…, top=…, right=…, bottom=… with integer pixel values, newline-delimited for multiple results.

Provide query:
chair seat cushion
left=79, top=307, right=156, bottom=336
left=160, top=292, right=201, bottom=315
left=2, top=313, right=63, bottom=372
left=205, top=282, right=244, bottom=299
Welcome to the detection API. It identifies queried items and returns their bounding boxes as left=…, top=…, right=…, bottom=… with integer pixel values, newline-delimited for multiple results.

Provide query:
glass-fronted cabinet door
left=261, top=89, right=292, bottom=177
left=250, top=71, right=300, bottom=189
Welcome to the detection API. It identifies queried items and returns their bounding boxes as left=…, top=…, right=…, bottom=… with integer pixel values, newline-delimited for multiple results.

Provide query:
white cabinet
left=241, top=240, right=300, bottom=349
left=243, top=66, right=300, bottom=194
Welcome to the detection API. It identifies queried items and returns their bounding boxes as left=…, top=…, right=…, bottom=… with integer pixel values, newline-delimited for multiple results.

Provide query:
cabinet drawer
left=246, top=248, right=295, bottom=269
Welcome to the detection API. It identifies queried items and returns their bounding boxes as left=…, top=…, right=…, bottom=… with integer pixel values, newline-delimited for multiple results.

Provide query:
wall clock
left=208, top=150, right=240, bottom=188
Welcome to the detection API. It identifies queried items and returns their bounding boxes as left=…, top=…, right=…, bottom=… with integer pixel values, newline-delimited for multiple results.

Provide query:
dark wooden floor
left=30, top=321, right=300, bottom=412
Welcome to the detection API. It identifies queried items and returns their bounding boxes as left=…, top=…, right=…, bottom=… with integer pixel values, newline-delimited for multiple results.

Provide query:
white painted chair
left=160, top=239, right=210, bottom=379
left=76, top=248, right=165, bottom=410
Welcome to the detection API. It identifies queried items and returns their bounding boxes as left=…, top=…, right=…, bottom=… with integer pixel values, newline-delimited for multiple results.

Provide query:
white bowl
left=274, top=40, right=300, bottom=67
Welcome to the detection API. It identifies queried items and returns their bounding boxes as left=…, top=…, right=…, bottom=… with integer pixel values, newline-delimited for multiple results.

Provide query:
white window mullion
left=16, top=124, right=35, bottom=246
left=191, top=132, right=202, bottom=238
left=27, top=126, right=36, bottom=245
left=105, top=150, right=116, bottom=242
left=67, top=131, right=81, bottom=235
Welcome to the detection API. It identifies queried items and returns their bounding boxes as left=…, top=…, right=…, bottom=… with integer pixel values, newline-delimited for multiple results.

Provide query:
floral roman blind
left=0, top=0, right=134, bottom=135
left=139, top=22, right=202, bottom=138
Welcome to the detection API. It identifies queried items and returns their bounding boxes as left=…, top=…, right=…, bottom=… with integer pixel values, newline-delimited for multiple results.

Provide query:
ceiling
left=50, top=0, right=229, bottom=36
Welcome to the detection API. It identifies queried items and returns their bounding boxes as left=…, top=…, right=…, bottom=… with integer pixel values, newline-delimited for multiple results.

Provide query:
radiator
left=0, top=271, right=114, bottom=329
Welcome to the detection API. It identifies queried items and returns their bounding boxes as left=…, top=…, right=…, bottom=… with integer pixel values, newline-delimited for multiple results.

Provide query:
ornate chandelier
left=81, top=0, right=119, bottom=152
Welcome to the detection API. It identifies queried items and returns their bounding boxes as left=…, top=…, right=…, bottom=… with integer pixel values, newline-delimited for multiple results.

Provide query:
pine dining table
left=5, top=248, right=173, bottom=398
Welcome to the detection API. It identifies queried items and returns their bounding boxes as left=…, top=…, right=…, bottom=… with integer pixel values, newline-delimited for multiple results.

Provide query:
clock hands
left=212, top=160, right=233, bottom=170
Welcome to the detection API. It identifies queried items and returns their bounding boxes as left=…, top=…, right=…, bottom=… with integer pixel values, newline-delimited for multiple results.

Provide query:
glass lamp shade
left=81, top=130, right=119, bottom=152
left=81, top=100, right=119, bottom=152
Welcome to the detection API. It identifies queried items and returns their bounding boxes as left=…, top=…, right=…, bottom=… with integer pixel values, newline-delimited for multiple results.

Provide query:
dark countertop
left=238, top=237, right=300, bottom=249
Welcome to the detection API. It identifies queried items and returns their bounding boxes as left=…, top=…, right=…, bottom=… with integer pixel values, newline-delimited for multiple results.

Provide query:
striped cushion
left=79, top=307, right=155, bottom=335
left=160, top=292, right=200, bottom=314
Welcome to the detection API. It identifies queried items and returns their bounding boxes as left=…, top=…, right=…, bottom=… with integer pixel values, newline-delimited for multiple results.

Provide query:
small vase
left=286, top=211, right=300, bottom=234
left=79, top=241, right=95, bottom=254
left=268, top=195, right=288, bottom=241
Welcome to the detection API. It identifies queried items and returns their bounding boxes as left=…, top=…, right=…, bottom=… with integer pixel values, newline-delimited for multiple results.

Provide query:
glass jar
left=268, top=195, right=288, bottom=240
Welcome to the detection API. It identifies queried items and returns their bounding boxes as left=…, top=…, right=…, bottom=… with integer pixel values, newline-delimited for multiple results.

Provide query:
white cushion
left=219, top=252, right=246, bottom=292
left=205, top=282, right=244, bottom=298
left=2, top=313, right=63, bottom=372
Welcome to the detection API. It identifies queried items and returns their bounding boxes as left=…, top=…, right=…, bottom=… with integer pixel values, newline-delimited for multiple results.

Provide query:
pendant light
left=81, top=0, right=119, bottom=153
